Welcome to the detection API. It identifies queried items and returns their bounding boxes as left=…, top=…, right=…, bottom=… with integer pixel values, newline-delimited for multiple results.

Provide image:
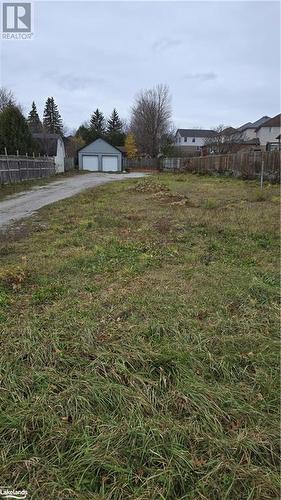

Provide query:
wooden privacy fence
left=64, top=157, right=75, bottom=171
left=0, top=156, right=56, bottom=184
left=124, top=157, right=160, bottom=171
left=162, top=151, right=281, bottom=182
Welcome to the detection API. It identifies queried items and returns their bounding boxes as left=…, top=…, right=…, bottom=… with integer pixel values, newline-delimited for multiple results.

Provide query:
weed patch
left=251, top=188, right=271, bottom=202
left=204, top=197, right=219, bottom=209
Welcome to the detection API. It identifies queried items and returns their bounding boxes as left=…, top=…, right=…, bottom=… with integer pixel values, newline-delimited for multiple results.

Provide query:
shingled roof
left=32, top=133, right=62, bottom=156
left=222, top=127, right=238, bottom=135
left=176, top=128, right=217, bottom=138
left=238, top=116, right=271, bottom=131
left=255, top=114, right=281, bottom=130
left=238, top=122, right=252, bottom=131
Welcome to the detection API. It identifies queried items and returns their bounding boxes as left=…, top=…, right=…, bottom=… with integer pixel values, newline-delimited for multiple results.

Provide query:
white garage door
left=102, top=155, right=118, bottom=172
left=82, top=155, right=99, bottom=171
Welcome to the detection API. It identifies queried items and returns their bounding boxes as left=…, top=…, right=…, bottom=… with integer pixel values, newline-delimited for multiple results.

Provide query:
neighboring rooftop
left=238, top=116, right=271, bottom=131
left=238, top=122, right=252, bottom=131
left=32, top=132, right=62, bottom=156
left=176, top=128, right=217, bottom=138
left=176, top=114, right=280, bottom=139
left=255, top=114, right=281, bottom=130
left=222, top=127, right=238, bottom=135
left=252, top=116, right=272, bottom=128
left=32, top=132, right=63, bottom=140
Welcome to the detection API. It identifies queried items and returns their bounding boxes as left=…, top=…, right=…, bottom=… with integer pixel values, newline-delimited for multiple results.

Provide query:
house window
left=196, top=146, right=201, bottom=151
left=184, top=137, right=187, bottom=142
left=269, top=127, right=272, bottom=132
left=192, top=138, right=195, bottom=143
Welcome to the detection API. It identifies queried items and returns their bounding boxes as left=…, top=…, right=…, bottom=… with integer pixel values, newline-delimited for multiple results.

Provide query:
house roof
left=32, top=132, right=62, bottom=156
left=255, top=114, right=281, bottom=130
left=252, top=116, right=271, bottom=128
left=176, top=128, right=217, bottom=138
left=222, top=127, right=237, bottom=134
left=238, top=116, right=271, bottom=131
left=276, top=134, right=281, bottom=140
left=238, top=122, right=252, bottom=131
left=33, top=133, right=61, bottom=139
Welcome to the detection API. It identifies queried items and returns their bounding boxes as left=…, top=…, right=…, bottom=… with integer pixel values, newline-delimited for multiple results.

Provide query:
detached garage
left=78, top=138, right=123, bottom=173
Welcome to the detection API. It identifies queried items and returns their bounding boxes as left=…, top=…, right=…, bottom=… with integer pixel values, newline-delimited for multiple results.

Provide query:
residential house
left=174, top=129, right=217, bottom=156
left=204, top=126, right=259, bottom=154
left=255, top=114, right=281, bottom=148
left=238, top=116, right=271, bottom=141
left=32, top=133, right=66, bottom=173
left=219, top=127, right=260, bottom=153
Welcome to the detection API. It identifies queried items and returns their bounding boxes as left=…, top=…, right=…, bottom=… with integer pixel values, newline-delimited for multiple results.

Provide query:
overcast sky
left=1, top=1, right=280, bottom=131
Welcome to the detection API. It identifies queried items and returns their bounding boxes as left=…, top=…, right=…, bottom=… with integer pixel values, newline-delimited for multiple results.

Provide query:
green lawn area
left=0, top=173, right=279, bottom=499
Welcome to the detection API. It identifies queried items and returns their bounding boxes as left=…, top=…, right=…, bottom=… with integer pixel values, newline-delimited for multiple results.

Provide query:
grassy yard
left=0, top=173, right=279, bottom=499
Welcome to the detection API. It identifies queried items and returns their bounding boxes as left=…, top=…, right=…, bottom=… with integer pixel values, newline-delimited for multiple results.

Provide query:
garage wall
left=78, top=138, right=122, bottom=172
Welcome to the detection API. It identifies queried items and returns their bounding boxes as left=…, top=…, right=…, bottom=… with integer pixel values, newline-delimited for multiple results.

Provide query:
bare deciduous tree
left=204, top=125, right=245, bottom=154
left=130, top=84, right=173, bottom=157
left=0, top=87, right=16, bottom=113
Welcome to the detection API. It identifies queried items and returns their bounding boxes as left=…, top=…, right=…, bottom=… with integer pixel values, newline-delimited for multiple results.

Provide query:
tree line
left=74, top=84, right=175, bottom=158
left=75, top=108, right=126, bottom=147
left=0, top=89, right=65, bottom=155
left=0, top=84, right=175, bottom=158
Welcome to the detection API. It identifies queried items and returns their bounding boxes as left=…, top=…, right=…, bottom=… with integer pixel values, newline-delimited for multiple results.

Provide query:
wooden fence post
left=4, top=148, right=12, bottom=183
left=260, top=152, right=264, bottom=189
left=18, top=158, right=22, bottom=181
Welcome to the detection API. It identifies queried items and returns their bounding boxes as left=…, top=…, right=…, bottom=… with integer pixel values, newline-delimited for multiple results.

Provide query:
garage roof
left=78, top=138, right=123, bottom=154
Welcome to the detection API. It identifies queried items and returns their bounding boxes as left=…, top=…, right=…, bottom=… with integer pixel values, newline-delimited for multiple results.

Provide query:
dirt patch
left=134, top=178, right=190, bottom=205
left=153, top=191, right=190, bottom=205
left=134, top=178, right=170, bottom=194
left=0, top=221, right=31, bottom=245
left=154, top=217, right=172, bottom=234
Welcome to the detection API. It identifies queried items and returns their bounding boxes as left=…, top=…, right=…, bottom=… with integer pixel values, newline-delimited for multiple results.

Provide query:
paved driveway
left=0, top=172, right=146, bottom=229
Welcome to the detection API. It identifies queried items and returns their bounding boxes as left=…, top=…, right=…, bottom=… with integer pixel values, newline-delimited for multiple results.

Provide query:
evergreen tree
left=89, top=109, right=106, bottom=139
left=125, top=133, right=138, bottom=159
left=27, top=101, right=42, bottom=133
left=106, top=108, right=125, bottom=145
left=107, top=108, right=123, bottom=134
left=0, top=105, right=34, bottom=155
left=43, top=97, right=63, bottom=134
left=160, top=132, right=176, bottom=157
left=76, top=123, right=91, bottom=144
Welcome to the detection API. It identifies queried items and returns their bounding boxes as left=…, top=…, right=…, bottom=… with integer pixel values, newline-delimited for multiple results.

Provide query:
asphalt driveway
left=0, top=172, right=146, bottom=229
